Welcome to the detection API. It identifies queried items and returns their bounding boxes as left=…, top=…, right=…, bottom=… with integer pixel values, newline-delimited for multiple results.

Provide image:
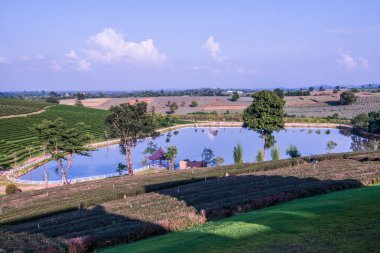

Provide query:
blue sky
left=0, top=0, right=379, bottom=91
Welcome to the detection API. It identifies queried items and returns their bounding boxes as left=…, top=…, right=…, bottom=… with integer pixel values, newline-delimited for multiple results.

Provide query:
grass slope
left=0, top=105, right=109, bottom=167
left=101, top=185, right=380, bottom=253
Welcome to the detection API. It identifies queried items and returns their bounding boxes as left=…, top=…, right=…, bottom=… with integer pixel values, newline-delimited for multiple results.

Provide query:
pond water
left=20, top=127, right=365, bottom=181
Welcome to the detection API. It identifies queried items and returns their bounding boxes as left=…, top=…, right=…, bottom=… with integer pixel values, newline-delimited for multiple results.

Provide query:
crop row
left=0, top=99, right=51, bottom=116
left=285, top=96, right=380, bottom=119
left=1, top=157, right=379, bottom=252
left=1, top=151, right=377, bottom=225
left=0, top=105, right=110, bottom=167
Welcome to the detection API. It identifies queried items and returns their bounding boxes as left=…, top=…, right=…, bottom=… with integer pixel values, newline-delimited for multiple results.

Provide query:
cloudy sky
left=0, top=0, right=379, bottom=91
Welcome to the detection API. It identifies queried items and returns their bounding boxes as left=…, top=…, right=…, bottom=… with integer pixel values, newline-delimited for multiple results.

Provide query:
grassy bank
left=101, top=185, right=380, bottom=253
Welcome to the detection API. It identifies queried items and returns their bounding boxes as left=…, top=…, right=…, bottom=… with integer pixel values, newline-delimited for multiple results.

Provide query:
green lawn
left=100, top=185, right=380, bottom=253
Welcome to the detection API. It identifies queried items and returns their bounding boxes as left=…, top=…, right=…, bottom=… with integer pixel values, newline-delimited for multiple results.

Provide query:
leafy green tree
left=273, top=88, right=284, bottom=99
left=270, top=147, right=280, bottom=160
left=256, top=150, right=264, bottom=162
left=213, top=156, right=225, bottom=166
left=351, top=113, right=369, bottom=129
left=105, top=102, right=157, bottom=175
left=34, top=118, right=92, bottom=184
left=243, top=90, right=285, bottom=160
left=164, top=146, right=178, bottom=170
left=231, top=92, right=240, bottom=101
left=340, top=90, right=357, bottom=105
left=368, top=111, right=380, bottom=134
left=286, top=144, right=301, bottom=158
left=319, top=86, right=325, bottom=91
left=233, top=143, right=243, bottom=164
left=326, top=140, right=338, bottom=153
left=309, top=87, right=314, bottom=92
left=201, top=148, right=215, bottom=166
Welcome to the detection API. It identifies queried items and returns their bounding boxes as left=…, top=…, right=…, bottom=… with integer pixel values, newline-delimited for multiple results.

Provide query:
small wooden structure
left=146, top=148, right=169, bottom=168
left=179, top=159, right=206, bottom=170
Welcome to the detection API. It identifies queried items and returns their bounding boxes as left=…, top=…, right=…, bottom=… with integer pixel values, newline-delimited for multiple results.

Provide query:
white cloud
left=66, top=50, right=78, bottom=60
left=18, top=56, right=30, bottom=62
left=76, top=59, right=91, bottom=72
left=338, top=51, right=369, bottom=71
left=49, top=60, right=63, bottom=71
left=0, top=56, right=10, bottom=64
left=86, top=28, right=167, bottom=64
left=35, top=54, right=45, bottom=60
left=202, top=36, right=226, bottom=63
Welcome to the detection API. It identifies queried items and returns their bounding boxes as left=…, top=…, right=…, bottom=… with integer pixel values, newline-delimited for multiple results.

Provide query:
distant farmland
left=60, top=90, right=380, bottom=119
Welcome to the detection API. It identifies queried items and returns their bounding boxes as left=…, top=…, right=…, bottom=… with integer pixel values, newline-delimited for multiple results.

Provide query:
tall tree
left=105, top=102, right=157, bottom=175
left=201, top=148, right=215, bottom=166
left=164, top=146, right=178, bottom=170
left=34, top=118, right=92, bottom=185
left=243, top=90, right=285, bottom=160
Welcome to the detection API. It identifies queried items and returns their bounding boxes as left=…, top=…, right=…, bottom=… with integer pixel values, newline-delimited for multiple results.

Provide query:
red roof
left=146, top=148, right=167, bottom=160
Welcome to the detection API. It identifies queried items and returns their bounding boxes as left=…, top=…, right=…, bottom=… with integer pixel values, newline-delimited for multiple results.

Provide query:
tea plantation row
left=0, top=105, right=110, bottom=167
left=0, top=98, right=52, bottom=117
left=0, top=151, right=377, bottom=225
left=1, top=157, right=379, bottom=252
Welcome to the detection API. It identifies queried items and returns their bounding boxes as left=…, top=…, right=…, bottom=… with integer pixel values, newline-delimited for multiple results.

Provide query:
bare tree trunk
left=263, top=134, right=267, bottom=161
left=44, top=165, right=48, bottom=189
left=126, top=147, right=133, bottom=175
left=57, top=158, right=69, bottom=185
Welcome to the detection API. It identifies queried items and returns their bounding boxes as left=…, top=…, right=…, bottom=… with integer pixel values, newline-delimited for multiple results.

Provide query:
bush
left=271, top=147, right=280, bottom=160
left=256, top=150, right=264, bottom=162
left=45, top=97, right=59, bottom=104
left=5, top=183, right=21, bottom=195
left=190, top=101, right=198, bottom=107
left=231, top=92, right=240, bottom=101
left=286, top=145, right=301, bottom=158
left=340, top=90, right=357, bottom=105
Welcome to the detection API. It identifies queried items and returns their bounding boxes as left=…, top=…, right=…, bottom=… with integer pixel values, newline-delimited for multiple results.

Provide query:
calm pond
left=20, top=127, right=365, bottom=181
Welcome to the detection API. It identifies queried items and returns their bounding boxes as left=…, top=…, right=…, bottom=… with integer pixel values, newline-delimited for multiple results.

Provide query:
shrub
left=286, top=145, right=301, bottom=158
left=5, top=183, right=21, bottom=195
left=45, top=97, right=59, bottom=104
left=256, top=150, right=264, bottom=162
left=190, top=101, right=198, bottom=107
left=231, top=92, right=240, bottom=101
left=271, top=147, right=280, bottom=160
left=340, top=90, right=357, bottom=105
left=233, top=143, right=243, bottom=164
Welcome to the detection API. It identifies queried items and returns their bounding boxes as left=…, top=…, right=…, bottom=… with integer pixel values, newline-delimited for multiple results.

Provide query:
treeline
left=285, top=90, right=311, bottom=96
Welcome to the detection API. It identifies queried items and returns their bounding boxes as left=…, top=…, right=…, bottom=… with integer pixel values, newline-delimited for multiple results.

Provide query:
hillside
left=0, top=105, right=109, bottom=167
left=0, top=98, right=52, bottom=117
left=103, top=185, right=380, bottom=253
left=0, top=152, right=379, bottom=252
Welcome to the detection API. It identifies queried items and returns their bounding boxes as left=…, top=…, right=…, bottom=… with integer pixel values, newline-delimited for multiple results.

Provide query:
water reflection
left=20, top=127, right=367, bottom=181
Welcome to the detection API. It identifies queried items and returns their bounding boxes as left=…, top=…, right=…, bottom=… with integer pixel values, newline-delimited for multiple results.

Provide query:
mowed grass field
left=0, top=98, right=51, bottom=117
left=102, top=185, right=380, bottom=253
left=0, top=153, right=378, bottom=252
left=0, top=105, right=109, bottom=167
